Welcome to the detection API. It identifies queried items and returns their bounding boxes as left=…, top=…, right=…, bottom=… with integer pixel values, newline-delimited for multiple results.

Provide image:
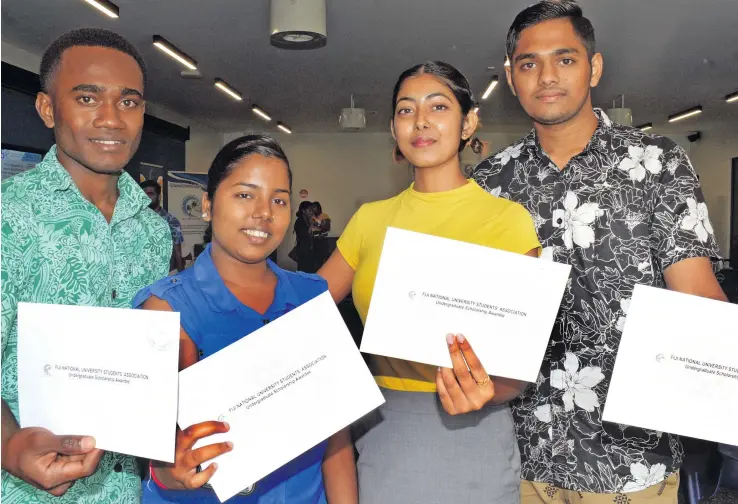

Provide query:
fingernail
left=446, top=334, right=454, bottom=345
left=457, top=334, right=466, bottom=344
left=437, top=367, right=441, bottom=372
left=212, top=463, right=218, bottom=471
left=223, top=422, right=230, bottom=430
left=80, top=437, right=96, bottom=451
left=226, top=441, right=234, bottom=449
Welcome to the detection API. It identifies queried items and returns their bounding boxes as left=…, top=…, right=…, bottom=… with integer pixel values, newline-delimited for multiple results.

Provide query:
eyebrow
left=232, top=182, right=290, bottom=194
left=396, top=92, right=453, bottom=104
left=514, top=47, right=580, bottom=63
left=71, top=84, right=143, bottom=98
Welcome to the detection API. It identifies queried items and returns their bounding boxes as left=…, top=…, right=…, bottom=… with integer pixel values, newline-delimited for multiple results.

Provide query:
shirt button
left=114, top=463, right=122, bottom=473
left=111, top=290, right=117, bottom=300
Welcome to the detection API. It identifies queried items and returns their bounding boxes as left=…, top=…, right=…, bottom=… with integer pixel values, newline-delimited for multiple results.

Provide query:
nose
left=414, top=108, right=430, bottom=130
left=251, top=196, right=274, bottom=222
left=538, top=59, right=559, bottom=87
left=92, top=100, right=125, bottom=130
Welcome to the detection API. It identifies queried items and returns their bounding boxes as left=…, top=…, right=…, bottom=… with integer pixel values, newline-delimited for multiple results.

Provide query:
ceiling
left=2, top=0, right=737, bottom=134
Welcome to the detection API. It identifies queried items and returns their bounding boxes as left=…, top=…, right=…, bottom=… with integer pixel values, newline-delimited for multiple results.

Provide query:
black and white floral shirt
left=473, top=109, right=722, bottom=494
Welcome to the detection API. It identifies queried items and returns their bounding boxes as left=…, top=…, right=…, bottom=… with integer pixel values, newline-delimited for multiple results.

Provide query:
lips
left=536, top=90, right=566, bottom=102
left=411, top=137, right=436, bottom=148
left=244, top=229, right=270, bottom=239
left=89, top=139, right=126, bottom=145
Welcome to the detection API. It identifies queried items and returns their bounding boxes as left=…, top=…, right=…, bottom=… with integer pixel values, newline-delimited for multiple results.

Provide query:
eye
left=432, top=104, right=449, bottom=112
left=521, top=62, right=536, bottom=70
left=236, top=193, right=253, bottom=199
left=121, top=99, right=140, bottom=108
left=273, top=198, right=287, bottom=206
left=77, top=96, right=96, bottom=105
left=560, top=58, right=575, bottom=65
left=396, top=107, right=413, bottom=115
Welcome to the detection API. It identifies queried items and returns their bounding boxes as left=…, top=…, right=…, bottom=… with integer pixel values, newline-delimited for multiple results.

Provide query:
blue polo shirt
left=133, top=244, right=328, bottom=504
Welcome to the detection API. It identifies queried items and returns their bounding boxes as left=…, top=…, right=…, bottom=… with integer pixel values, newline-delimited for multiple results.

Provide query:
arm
left=141, top=296, right=231, bottom=490
left=321, top=428, right=358, bottom=504
left=664, top=257, right=727, bottom=301
left=318, top=250, right=356, bottom=303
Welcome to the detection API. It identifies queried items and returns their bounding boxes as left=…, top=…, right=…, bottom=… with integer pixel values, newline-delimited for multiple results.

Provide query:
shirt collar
left=38, top=144, right=152, bottom=224
left=526, top=108, right=614, bottom=159
left=194, top=243, right=300, bottom=314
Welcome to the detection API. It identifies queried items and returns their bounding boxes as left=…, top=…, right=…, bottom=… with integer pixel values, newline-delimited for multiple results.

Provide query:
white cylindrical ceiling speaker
left=270, top=0, right=326, bottom=50
left=606, top=107, right=633, bottom=127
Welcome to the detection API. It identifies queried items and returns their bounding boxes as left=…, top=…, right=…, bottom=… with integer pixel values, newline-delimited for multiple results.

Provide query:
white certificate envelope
left=17, top=303, right=180, bottom=462
left=603, top=284, right=738, bottom=445
left=177, top=291, right=384, bottom=503
left=361, top=227, right=571, bottom=382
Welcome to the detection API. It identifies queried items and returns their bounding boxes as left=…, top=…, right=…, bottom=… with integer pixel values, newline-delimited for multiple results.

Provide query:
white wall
left=185, top=128, right=223, bottom=173
left=689, top=128, right=738, bottom=258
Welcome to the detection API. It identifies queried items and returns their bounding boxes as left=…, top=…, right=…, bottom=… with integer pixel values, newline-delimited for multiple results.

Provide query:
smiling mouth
left=244, top=229, right=270, bottom=239
left=90, top=139, right=126, bottom=145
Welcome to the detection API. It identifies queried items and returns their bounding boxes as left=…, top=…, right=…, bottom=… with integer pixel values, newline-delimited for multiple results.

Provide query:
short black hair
left=506, top=1, right=596, bottom=61
left=40, top=28, right=147, bottom=93
left=140, top=180, right=161, bottom=195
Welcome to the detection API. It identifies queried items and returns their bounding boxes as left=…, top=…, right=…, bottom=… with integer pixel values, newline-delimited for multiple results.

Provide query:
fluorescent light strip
left=637, top=123, right=653, bottom=131
left=252, top=105, right=272, bottom=122
left=277, top=122, right=292, bottom=134
left=481, top=76, right=499, bottom=100
left=214, top=79, right=243, bottom=101
left=668, top=106, right=703, bottom=123
left=726, top=92, right=738, bottom=103
left=83, top=0, right=119, bottom=18
left=152, top=36, right=197, bottom=71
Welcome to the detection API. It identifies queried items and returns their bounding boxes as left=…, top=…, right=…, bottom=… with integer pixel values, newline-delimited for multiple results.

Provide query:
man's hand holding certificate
left=177, top=291, right=384, bottom=503
left=361, top=228, right=572, bottom=382
left=17, top=303, right=181, bottom=462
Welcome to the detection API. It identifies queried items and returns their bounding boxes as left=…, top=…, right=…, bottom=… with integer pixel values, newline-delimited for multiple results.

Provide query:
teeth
left=245, top=230, right=269, bottom=239
left=92, top=140, right=122, bottom=145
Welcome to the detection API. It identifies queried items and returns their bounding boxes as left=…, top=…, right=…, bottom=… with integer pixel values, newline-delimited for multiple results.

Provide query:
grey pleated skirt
left=352, top=387, right=521, bottom=504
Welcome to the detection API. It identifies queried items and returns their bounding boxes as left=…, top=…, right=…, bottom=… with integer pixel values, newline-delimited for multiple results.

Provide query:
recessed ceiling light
left=277, top=122, right=292, bottom=134
left=481, top=76, right=499, bottom=100
left=152, top=35, right=197, bottom=71
left=726, top=91, right=738, bottom=103
left=214, top=79, right=243, bottom=101
left=252, top=105, right=272, bottom=122
left=637, top=123, right=653, bottom=131
left=82, top=0, right=119, bottom=18
left=668, top=106, right=702, bottom=123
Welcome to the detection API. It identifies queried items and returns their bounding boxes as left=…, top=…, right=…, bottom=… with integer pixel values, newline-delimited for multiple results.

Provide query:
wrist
left=150, top=462, right=181, bottom=490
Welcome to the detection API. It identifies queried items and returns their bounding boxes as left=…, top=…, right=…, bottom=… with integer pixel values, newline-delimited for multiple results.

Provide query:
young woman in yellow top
left=319, top=61, right=541, bottom=503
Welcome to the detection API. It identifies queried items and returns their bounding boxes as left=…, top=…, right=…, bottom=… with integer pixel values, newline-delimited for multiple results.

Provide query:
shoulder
left=139, top=207, right=172, bottom=239
left=276, top=266, right=328, bottom=302
left=354, top=191, right=406, bottom=220
left=610, top=122, right=683, bottom=154
left=468, top=182, right=532, bottom=220
left=473, top=135, right=532, bottom=189
left=132, top=268, right=194, bottom=308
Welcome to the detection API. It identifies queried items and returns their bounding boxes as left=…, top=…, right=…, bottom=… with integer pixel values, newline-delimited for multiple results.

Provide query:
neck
left=534, top=104, right=599, bottom=170
left=413, top=155, right=468, bottom=193
left=56, top=148, right=120, bottom=209
left=210, top=241, right=273, bottom=289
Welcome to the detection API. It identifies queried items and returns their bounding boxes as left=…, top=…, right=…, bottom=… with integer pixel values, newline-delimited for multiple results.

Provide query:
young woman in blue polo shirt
left=134, top=135, right=357, bottom=503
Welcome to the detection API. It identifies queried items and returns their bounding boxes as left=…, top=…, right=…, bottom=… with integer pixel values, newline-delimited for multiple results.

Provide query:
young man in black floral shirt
left=473, top=1, right=727, bottom=503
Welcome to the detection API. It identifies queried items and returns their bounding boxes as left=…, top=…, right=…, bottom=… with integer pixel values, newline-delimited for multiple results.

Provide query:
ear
left=461, top=109, right=479, bottom=142
left=142, top=100, right=147, bottom=114
left=589, top=53, right=604, bottom=88
left=201, top=193, right=212, bottom=222
left=505, top=66, right=517, bottom=97
left=390, top=120, right=397, bottom=142
left=35, top=92, right=55, bottom=129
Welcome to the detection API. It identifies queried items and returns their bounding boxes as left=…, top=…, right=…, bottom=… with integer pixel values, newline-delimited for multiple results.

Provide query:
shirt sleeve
left=649, top=143, right=722, bottom=272
left=498, top=202, right=542, bottom=255
left=1, top=198, right=28, bottom=356
left=336, top=206, right=365, bottom=270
